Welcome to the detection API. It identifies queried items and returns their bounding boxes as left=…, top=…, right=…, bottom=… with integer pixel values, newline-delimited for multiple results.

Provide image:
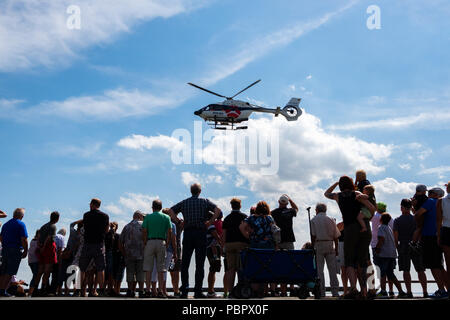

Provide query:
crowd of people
left=0, top=172, right=449, bottom=299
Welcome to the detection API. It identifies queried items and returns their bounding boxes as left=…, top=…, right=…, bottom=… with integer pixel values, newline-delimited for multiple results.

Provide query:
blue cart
left=232, top=248, right=321, bottom=299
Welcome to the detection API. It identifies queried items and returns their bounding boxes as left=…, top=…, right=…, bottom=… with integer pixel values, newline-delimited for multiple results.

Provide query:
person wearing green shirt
left=142, top=200, right=173, bottom=298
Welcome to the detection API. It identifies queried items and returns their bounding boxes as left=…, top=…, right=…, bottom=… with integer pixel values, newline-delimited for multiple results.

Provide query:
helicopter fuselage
left=194, top=99, right=253, bottom=123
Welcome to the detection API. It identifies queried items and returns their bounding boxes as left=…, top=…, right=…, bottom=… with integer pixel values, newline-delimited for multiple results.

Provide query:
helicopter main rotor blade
left=187, top=82, right=228, bottom=99
left=230, top=79, right=261, bottom=99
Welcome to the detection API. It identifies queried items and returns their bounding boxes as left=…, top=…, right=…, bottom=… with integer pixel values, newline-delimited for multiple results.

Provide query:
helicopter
left=188, top=79, right=302, bottom=130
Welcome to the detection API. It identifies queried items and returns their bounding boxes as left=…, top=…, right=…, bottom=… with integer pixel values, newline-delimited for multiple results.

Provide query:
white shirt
left=55, top=234, right=65, bottom=250
left=310, top=212, right=340, bottom=241
left=371, top=211, right=393, bottom=248
left=442, top=194, right=450, bottom=228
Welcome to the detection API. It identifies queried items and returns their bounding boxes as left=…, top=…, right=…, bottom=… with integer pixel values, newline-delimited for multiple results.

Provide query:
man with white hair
left=0, top=208, right=28, bottom=297
left=310, top=203, right=340, bottom=297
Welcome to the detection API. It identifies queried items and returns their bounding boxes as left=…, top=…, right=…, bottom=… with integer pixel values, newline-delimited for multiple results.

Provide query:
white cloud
left=181, top=171, right=224, bottom=187
left=199, top=1, right=357, bottom=85
left=1, top=88, right=188, bottom=121
left=420, top=166, right=450, bottom=178
left=104, top=192, right=159, bottom=217
left=306, top=74, right=312, bottom=80
left=329, top=110, right=450, bottom=131
left=0, top=0, right=205, bottom=72
left=118, top=134, right=185, bottom=151
left=201, top=113, right=393, bottom=189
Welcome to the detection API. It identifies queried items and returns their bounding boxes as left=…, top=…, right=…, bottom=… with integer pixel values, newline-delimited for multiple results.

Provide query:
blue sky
left=1, top=0, right=449, bottom=286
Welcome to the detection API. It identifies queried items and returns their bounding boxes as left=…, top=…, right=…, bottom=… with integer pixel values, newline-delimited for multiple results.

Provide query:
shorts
left=397, top=244, right=425, bottom=272
left=79, top=243, right=106, bottom=272
left=378, top=257, right=396, bottom=280
left=125, top=258, right=144, bottom=283
left=112, top=254, right=125, bottom=281
left=151, top=252, right=172, bottom=282
left=422, top=236, right=444, bottom=269
left=206, top=246, right=221, bottom=273
left=278, top=242, right=295, bottom=250
left=224, top=242, right=248, bottom=270
left=39, top=242, right=57, bottom=265
left=0, top=247, right=22, bottom=276
left=143, top=240, right=166, bottom=273
left=440, top=227, right=450, bottom=247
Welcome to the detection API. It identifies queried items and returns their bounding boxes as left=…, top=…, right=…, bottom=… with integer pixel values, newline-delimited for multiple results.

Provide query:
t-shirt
left=38, top=222, right=57, bottom=246
left=0, top=218, right=28, bottom=249
left=371, top=211, right=393, bottom=248
left=55, top=234, right=65, bottom=250
left=393, top=214, right=416, bottom=246
left=83, top=209, right=110, bottom=244
left=338, top=191, right=361, bottom=226
left=222, top=210, right=249, bottom=243
left=377, top=224, right=397, bottom=258
left=142, top=211, right=172, bottom=240
left=271, top=208, right=297, bottom=243
left=28, top=239, right=39, bottom=264
left=421, top=198, right=438, bottom=236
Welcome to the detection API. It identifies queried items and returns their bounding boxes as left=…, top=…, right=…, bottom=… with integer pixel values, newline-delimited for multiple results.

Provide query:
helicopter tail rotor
left=280, top=98, right=302, bottom=121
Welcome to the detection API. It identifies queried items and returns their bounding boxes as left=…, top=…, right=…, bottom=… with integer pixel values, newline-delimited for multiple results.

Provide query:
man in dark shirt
left=393, top=199, right=427, bottom=298
left=222, top=198, right=248, bottom=296
left=271, top=194, right=298, bottom=250
left=29, top=211, right=59, bottom=297
left=168, top=183, right=221, bottom=298
left=271, top=194, right=298, bottom=296
left=79, top=198, right=109, bottom=297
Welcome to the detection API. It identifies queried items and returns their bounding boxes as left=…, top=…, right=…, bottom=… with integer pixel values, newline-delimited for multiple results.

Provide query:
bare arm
left=206, top=207, right=222, bottom=227
left=239, top=221, right=251, bottom=239
left=357, top=196, right=376, bottom=215
left=324, top=182, right=339, bottom=201
left=375, top=236, right=384, bottom=254
left=142, top=228, right=148, bottom=246
left=437, top=199, right=443, bottom=240
left=394, top=230, right=399, bottom=248
left=21, top=237, right=28, bottom=258
left=288, top=197, right=298, bottom=213
left=414, top=207, right=427, bottom=219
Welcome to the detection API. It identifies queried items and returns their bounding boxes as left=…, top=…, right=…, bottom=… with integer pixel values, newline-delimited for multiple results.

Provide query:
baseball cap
left=429, top=187, right=445, bottom=197
left=416, top=184, right=427, bottom=192
left=279, top=195, right=289, bottom=204
left=377, top=202, right=387, bottom=213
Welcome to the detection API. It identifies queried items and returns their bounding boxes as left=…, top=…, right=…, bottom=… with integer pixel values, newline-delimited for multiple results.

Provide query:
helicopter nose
left=194, top=109, right=201, bottom=116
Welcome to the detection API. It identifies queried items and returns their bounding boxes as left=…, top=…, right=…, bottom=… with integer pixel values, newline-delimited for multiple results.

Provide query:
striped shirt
left=171, top=195, right=217, bottom=230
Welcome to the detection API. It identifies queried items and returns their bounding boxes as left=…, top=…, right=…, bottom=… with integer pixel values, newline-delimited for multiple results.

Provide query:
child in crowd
left=375, top=213, right=406, bottom=298
left=206, top=212, right=223, bottom=261
left=357, top=185, right=377, bottom=232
